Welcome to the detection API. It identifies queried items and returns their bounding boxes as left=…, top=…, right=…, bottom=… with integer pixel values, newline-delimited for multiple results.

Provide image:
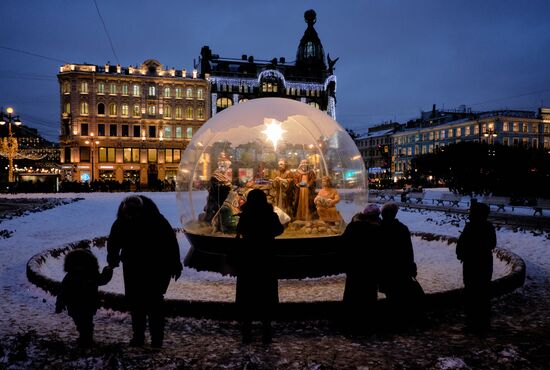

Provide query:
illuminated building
left=58, top=60, right=209, bottom=187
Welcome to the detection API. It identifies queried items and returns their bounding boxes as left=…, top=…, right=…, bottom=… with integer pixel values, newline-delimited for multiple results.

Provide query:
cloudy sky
left=1, top=0, right=550, bottom=142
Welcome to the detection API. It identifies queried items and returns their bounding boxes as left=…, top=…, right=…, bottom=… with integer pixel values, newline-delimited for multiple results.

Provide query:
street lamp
left=0, top=107, right=23, bottom=183
left=84, top=132, right=100, bottom=183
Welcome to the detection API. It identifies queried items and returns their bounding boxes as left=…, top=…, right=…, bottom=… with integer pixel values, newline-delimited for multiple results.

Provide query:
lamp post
left=84, top=133, right=99, bottom=183
left=0, top=107, right=23, bottom=183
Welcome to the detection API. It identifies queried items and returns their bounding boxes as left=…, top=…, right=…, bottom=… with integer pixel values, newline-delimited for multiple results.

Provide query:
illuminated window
left=164, top=87, right=171, bottom=98
left=123, top=148, right=140, bottom=163
left=133, top=84, right=140, bottom=97
left=473, top=125, right=479, bottom=135
left=80, top=101, right=88, bottom=115
left=132, top=104, right=140, bottom=117
left=175, top=87, right=183, bottom=99
left=108, top=103, right=117, bottom=116
left=121, top=104, right=129, bottom=117
left=465, top=126, right=470, bottom=136
left=216, top=97, right=233, bottom=109
left=456, top=127, right=462, bottom=137
left=175, top=126, right=183, bottom=138
left=532, top=124, right=538, bottom=133
left=148, top=86, right=156, bottom=96
left=197, top=88, right=204, bottom=100
left=186, top=106, right=194, bottom=120
left=197, top=107, right=204, bottom=120
left=98, top=147, right=116, bottom=162
left=503, top=122, right=509, bottom=132
left=122, top=84, right=129, bottom=95
left=186, top=127, right=193, bottom=139
left=64, top=102, right=71, bottom=114
left=98, top=82, right=105, bottom=94
left=448, top=129, right=453, bottom=138
left=147, top=149, right=157, bottom=163
left=165, top=149, right=181, bottom=163
left=308, top=102, right=319, bottom=109
left=164, top=105, right=172, bottom=119
left=80, top=81, right=88, bottom=94
left=522, top=123, right=528, bottom=133
left=175, top=106, right=182, bottom=119
left=304, top=41, right=316, bottom=58
left=147, top=105, right=156, bottom=115
left=186, top=88, right=193, bottom=99
left=109, top=83, right=117, bottom=95
left=164, top=125, right=172, bottom=139
left=62, top=81, right=70, bottom=94
left=513, top=122, right=519, bottom=132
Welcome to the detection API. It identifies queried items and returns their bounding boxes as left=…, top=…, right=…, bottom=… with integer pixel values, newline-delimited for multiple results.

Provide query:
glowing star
left=262, top=119, right=285, bottom=151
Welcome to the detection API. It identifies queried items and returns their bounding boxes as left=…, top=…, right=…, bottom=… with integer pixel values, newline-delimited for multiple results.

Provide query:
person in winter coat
left=234, top=189, right=284, bottom=344
left=380, top=202, right=422, bottom=327
left=55, top=248, right=113, bottom=347
left=107, top=195, right=183, bottom=348
left=456, top=202, right=496, bottom=332
left=341, top=203, right=383, bottom=331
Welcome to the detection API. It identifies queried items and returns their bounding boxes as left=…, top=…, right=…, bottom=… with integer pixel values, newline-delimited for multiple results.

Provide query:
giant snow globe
left=176, top=98, right=368, bottom=278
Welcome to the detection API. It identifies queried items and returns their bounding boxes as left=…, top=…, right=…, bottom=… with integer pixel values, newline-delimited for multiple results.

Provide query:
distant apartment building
left=58, top=60, right=208, bottom=186
left=355, top=122, right=400, bottom=182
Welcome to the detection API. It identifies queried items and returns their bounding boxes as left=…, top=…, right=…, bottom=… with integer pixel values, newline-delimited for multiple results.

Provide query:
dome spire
left=295, top=9, right=326, bottom=76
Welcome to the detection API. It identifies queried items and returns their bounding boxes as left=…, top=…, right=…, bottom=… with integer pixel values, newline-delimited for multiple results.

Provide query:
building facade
left=58, top=60, right=208, bottom=187
left=355, top=122, right=399, bottom=184
left=391, top=107, right=550, bottom=179
left=198, top=9, right=337, bottom=119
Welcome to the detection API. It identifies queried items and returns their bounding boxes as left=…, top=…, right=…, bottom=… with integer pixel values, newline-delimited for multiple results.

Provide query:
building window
left=98, top=124, right=105, bottom=136
left=123, top=148, right=140, bottom=163
left=64, top=147, right=71, bottom=162
left=503, top=122, right=509, bottom=132
left=80, top=146, right=90, bottom=162
left=62, top=81, right=70, bottom=94
left=513, top=138, right=519, bottom=146
left=186, top=107, right=194, bottom=120
left=97, top=103, right=105, bottom=115
left=533, top=138, right=539, bottom=148
left=80, top=81, right=88, bottom=94
left=175, top=106, right=182, bottom=119
left=544, top=124, right=550, bottom=134
left=175, top=126, right=183, bottom=138
left=133, top=125, right=141, bottom=138
left=473, top=125, right=479, bottom=135
left=109, top=83, right=117, bottom=95
left=108, top=103, right=117, bottom=116
left=122, top=84, right=129, bottom=95
left=80, top=101, right=88, bottom=115
left=122, top=125, right=129, bottom=137
left=109, top=124, right=117, bottom=137
left=64, top=102, right=71, bottom=114
left=216, top=97, right=233, bottom=109
left=186, top=88, right=193, bottom=99
left=81, top=123, right=89, bottom=136
left=164, top=87, right=171, bottom=98
left=456, top=127, right=462, bottom=137
left=133, top=84, right=140, bottom=97
left=164, top=105, right=172, bottom=119
left=186, top=127, right=193, bottom=139
left=98, top=82, right=105, bottom=94
left=522, top=123, right=528, bottom=133
left=164, top=125, right=172, bottom=139
left=503, top=137, right=509, bottom=146
left=121, top=104, right=129, bottom=117
left=448, top=129, right=453, bottom=138
left=147, top=105, right=156, bottom=115
left=532, top=124, right=538, bottom=133
left=464, top=126, right=470, bottom=136
left=309, top=102, right=320, bottom=109
left=513, top=122, right=519, bottom=132
left=147, top=149, right=157, bottom=163
left=165, top=149, right=181, bottom=163
left=149, top=126, right=156, bottom=138
left=197, top=88, right=204, bottom=100
left=133, top=104, right=140, bottom=117
left=148, top=86, right=156, bottom=96
left=98, top=147, right=116, bottom=162
left=175, top=87, right=183, bottom=99
left=197, top=107, right=204, bottom=120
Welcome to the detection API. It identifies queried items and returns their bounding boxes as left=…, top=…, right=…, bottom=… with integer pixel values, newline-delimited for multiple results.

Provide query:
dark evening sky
left=1, top=0, right=550, bottom=142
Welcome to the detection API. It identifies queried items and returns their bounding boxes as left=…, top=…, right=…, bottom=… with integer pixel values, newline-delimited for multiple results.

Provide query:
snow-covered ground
left=1, top=191, right=549, bottom=369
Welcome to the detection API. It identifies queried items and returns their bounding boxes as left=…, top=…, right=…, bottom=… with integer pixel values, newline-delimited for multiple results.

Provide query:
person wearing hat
left=340, top=203, right=383, bottom=332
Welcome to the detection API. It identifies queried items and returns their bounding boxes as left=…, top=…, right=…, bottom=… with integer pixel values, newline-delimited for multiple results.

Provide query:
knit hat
left=363, top=203, right=380, bottom=216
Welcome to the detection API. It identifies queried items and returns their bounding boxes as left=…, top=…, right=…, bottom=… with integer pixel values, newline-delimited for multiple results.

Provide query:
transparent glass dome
left=177, top=97, right=367, bottom=236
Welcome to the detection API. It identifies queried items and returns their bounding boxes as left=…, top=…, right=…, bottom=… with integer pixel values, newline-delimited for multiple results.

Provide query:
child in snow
left=55, top=248, right=113, bottom=347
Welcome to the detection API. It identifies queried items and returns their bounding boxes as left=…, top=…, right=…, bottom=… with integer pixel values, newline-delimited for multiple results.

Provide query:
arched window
left=216, top=97, right=233, bottom=109
left=80, top=81, right=88, bottom=93
left=197, top=107, right=204, bottom=120
left=147, top=105, right=156, bottom=115
left=109, top=103, right=117, bottom=116
left=164, top=87, right=171, bottom=98
left=109, top=83, right=117, bottom=95
left=97, top=103, right=105, bottom=115
left=175, top=106, right=182, bottom=119
left=186, top=88, right=193, bottom=98
left=133, top=104, right=140, bottom=117
left=97, top=82, right=105, bottom=94
left=186, top=106, right=194, bottom=119
left=308, top=101, right=320, bottom=109
left=121, top=104, right=129, bottom=117
left=164, top=105, right=172, bottom=118
left=133, top=84, right=140, bottom=96
left=148, top=86, right=156, bottom=96
left=80, top=101, right=88, bottom=115
left=197, top=88, right=204, bottom=100
left=175, top=87, right=183, bottom=99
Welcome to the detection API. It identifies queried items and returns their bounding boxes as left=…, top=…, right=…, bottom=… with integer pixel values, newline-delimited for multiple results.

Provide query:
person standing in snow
left=341, top=203, right=383, bottom=332
left=456, top=202, right=496, bottom=333
left=55, top=248, right=113, bottom=348
left=107, top=195, right=182, bottom=348
left=379, top=202, right=422, bottom=327
left=234, top=189, right=284, bottom=344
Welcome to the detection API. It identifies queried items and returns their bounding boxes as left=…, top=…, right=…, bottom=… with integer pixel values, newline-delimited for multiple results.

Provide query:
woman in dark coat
left=456, top=202, right=496, bottom=332
left=107, top=195, right=183, bottom=348
left=234, top=189, right=284, bottom=344
left=341, top=203, right=383, bottom=331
